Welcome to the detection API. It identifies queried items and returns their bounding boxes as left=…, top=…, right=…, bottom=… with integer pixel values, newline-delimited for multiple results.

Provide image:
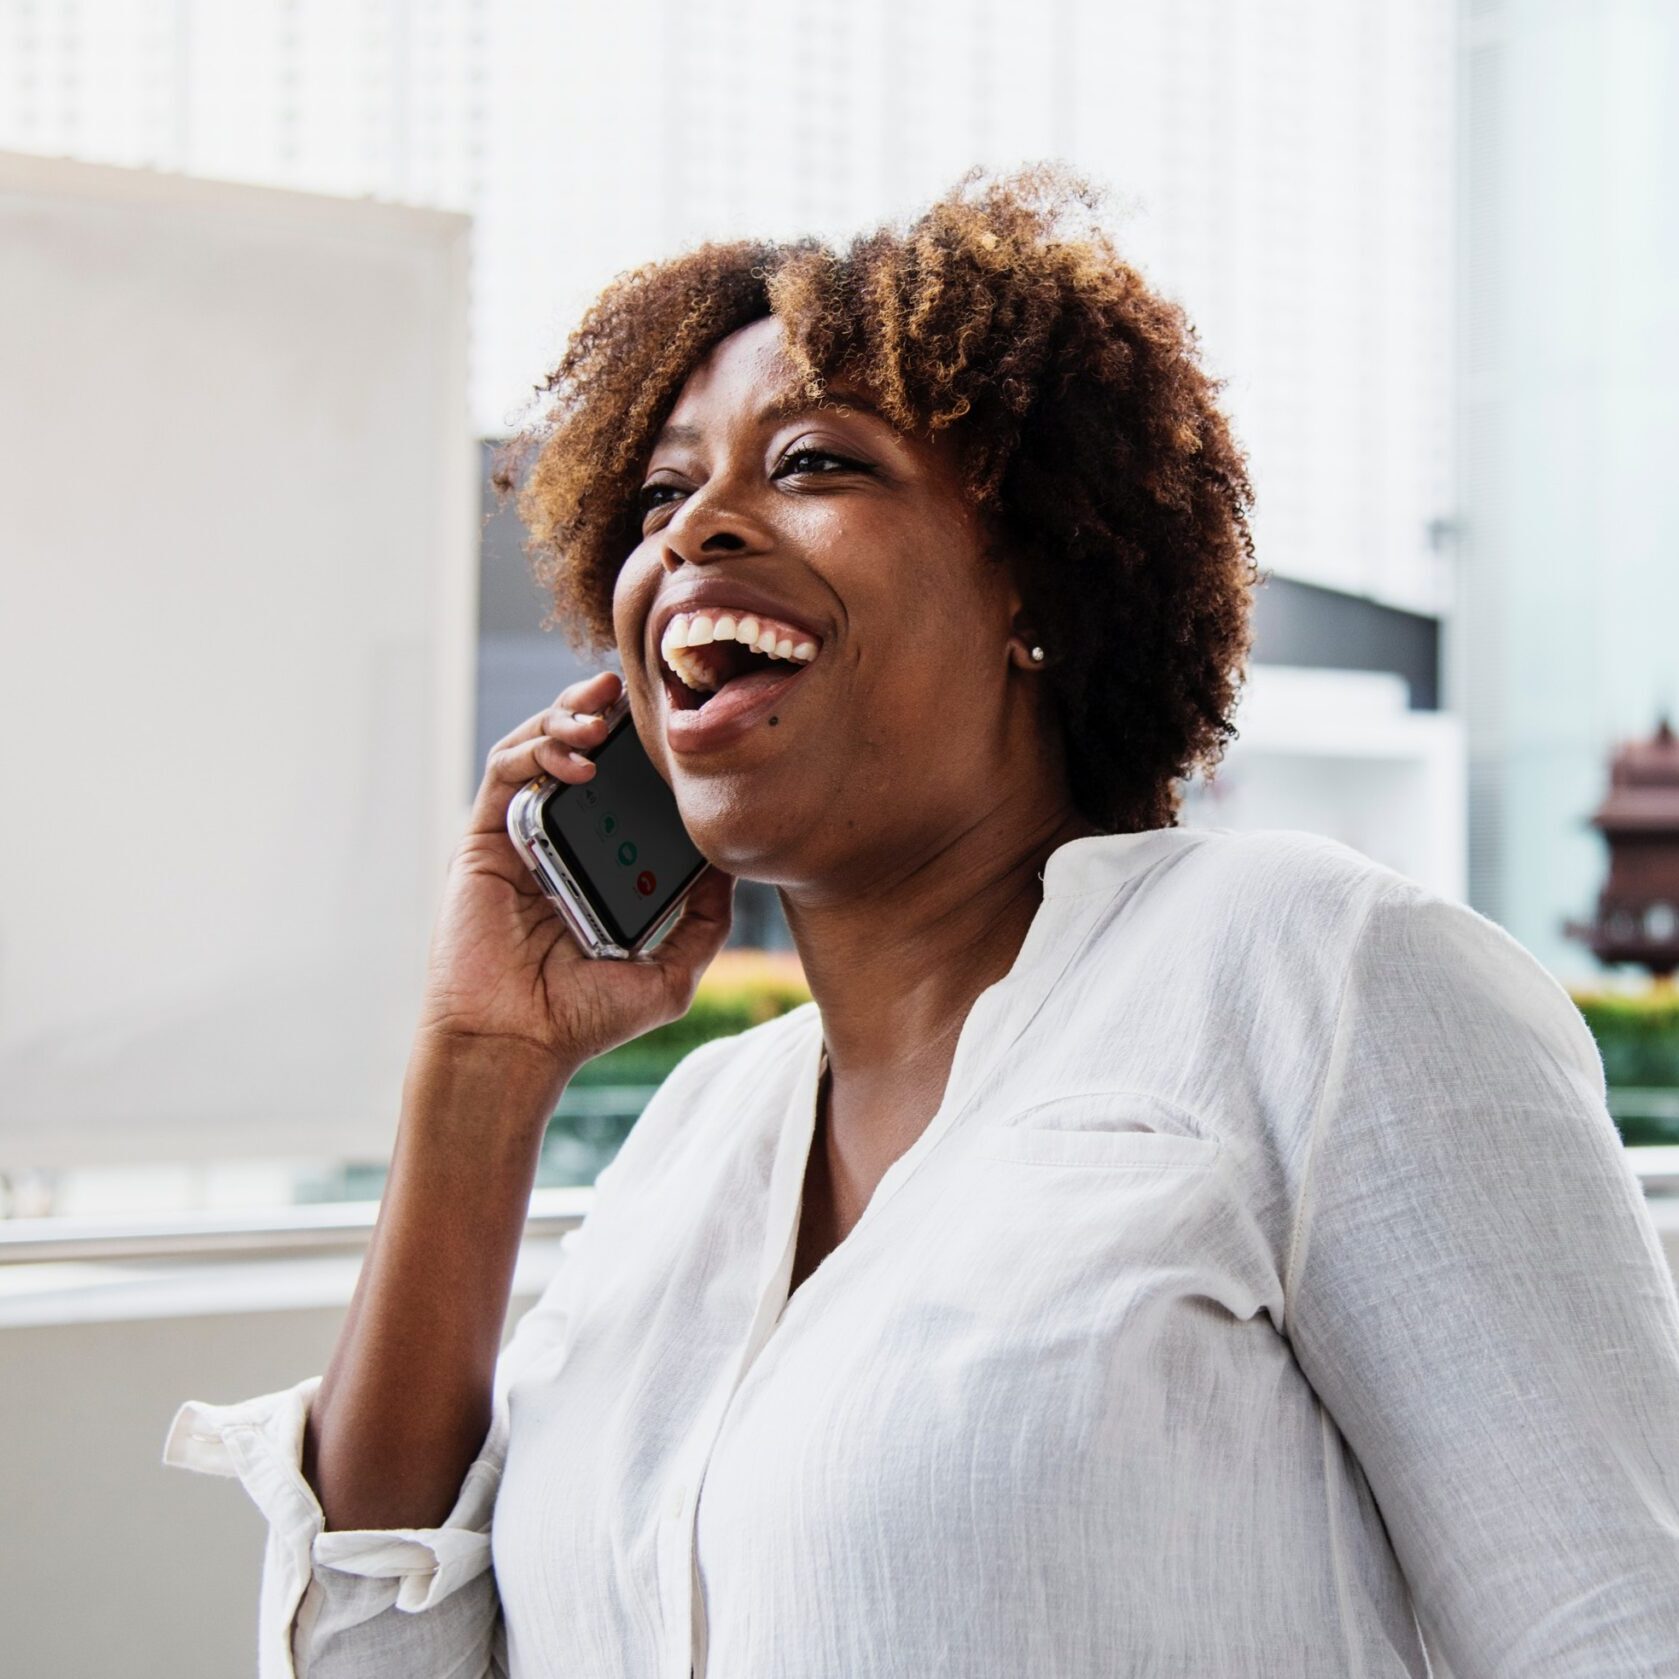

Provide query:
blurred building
left=6, top=0, right=1463, bottom=931
left=1457, top=0, right=1679, bottom=979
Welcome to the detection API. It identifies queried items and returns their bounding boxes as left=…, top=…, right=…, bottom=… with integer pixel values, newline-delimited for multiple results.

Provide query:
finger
left=557, top=668, right=623, bottom=713
left=485, top=670, right=622, bottom=757
left=467, top=728, right=597, bottom=837
left=538, top=704, right=610, bottom=747
left=486, top=705, right=595, bottom=760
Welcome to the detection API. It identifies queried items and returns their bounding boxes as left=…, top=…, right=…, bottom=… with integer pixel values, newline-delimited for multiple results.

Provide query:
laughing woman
left=166, top=164, right=1679, bottom=1677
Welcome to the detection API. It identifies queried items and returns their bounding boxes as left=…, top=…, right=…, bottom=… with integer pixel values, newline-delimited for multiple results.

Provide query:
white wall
left=1181, top=666, right=1468, bottom=902
left=0, top=152, right=476, bottom=1171
left=0, top=1246, right=563, bottom=1679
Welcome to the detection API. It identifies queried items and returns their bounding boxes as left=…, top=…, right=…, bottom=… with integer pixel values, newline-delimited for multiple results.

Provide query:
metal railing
left=1631, top=1144, right=1679, bottom=1195
left=0, top=1184, right=593, bottom=1265
left=1610, top=1088, right=1679, bottom=1124
left=2, top=1148, right=1677, bottom=1268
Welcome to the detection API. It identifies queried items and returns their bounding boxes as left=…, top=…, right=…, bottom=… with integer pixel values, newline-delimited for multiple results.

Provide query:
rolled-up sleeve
left=1284, top=880, right=1679, bottom=1676
left=163, top=1218, right=591, bottom=1679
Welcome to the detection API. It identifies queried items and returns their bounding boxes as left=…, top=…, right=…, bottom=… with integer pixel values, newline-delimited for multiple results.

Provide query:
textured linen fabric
left=162, top=825, right=1679, bottom=1678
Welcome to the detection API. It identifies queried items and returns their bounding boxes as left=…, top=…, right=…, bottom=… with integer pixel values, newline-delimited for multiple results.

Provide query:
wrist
left=404, top=1029, right=575, bottom=1143
left=412, top=1024, right=578, bottom=1081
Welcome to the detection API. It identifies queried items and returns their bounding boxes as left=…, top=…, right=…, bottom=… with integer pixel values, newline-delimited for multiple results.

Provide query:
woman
left=165, top=164, right=1679, bottom=1676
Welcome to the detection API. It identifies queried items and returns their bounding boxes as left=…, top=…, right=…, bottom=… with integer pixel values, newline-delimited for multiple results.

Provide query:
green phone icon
left=617, top=840, right=637, bottom=866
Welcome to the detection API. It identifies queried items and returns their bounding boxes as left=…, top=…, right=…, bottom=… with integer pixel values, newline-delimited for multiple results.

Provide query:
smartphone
left=505, top=686, right=712, bottom=959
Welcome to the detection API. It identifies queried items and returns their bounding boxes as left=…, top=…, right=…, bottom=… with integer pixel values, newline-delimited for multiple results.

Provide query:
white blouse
left=163, top=826, right=1679, bottom=1678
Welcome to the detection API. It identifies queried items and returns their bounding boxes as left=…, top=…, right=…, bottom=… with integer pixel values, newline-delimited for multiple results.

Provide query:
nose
left=658, top=478, right=768, bottom=571
left=661, top=526, right=747, bottom=570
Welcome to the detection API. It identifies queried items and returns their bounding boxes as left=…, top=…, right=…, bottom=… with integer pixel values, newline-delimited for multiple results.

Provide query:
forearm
left=303, top=1032, right=572, bottom=1533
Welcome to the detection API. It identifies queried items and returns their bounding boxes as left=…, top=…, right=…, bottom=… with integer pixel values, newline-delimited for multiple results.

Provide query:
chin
left=676, top=798, right=808, bottom=883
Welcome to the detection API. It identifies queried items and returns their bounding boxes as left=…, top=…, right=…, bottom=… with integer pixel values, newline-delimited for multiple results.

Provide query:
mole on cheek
left=768, top=716, right=779, bottom=726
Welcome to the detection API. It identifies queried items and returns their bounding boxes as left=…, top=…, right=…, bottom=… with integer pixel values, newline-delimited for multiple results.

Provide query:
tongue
left=708, top=662, right=804, bottom=703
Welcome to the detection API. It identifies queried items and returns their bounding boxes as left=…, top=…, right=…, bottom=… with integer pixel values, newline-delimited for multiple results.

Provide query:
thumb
left=643, top=865, right=737, bottom=979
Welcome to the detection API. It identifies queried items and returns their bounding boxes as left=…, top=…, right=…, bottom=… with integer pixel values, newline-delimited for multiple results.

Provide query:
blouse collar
left=806, top=827, right=1203, bottom=1081
left=1038, top=824, right=1198, bottom=898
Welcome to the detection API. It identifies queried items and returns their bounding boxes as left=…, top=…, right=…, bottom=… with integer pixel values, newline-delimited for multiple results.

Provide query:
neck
left=779, top=803, right=1102, bottom=1084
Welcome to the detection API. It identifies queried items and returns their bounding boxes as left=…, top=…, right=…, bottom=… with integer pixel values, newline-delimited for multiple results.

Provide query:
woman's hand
left=414, top=668, right=735, bottom=1080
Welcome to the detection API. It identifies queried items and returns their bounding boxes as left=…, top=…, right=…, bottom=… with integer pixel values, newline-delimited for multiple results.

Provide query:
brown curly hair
left=491, top=161, right=1264, bottom=834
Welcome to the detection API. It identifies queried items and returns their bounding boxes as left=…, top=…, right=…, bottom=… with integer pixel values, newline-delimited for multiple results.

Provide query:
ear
left=1007, top=605, right=1050, bottom=670
left=989, top=537, right=1049, bottom=670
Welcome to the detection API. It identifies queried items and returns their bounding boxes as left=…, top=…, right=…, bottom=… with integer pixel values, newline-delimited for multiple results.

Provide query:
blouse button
left=667, top=1485, right=685, bottom=1520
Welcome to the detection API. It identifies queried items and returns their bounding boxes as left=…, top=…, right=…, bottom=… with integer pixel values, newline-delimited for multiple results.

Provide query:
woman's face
left=611, top=314, right=1059, bottom=890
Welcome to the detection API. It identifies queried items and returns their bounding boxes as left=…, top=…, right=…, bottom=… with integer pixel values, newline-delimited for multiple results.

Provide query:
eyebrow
left=652, top=389, right=893, bottom=451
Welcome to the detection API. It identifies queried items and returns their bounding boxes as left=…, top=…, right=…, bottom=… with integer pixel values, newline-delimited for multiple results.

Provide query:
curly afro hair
left=492, top=161, right=1264, bottom=834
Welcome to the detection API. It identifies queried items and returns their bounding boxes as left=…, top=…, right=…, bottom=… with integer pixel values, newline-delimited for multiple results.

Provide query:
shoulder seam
left=1279, top=874, right=1411, bottom=1335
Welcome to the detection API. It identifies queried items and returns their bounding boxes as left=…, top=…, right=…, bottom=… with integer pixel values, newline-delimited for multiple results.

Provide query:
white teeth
left=664, top=647, right=712, bottom=691
left=658, top=606, right=823, bottom=695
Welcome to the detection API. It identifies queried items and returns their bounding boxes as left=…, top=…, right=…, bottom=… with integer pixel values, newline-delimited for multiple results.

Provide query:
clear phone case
left=504, top=690, right=699, bottom=960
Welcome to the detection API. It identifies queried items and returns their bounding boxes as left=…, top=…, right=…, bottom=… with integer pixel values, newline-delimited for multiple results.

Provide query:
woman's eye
left=777, top=447, right=870, bottom=478
left=636, top=450, right=871, bottom=520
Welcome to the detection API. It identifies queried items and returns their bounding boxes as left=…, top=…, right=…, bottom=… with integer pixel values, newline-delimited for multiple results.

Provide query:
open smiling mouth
left=658, top=614, right=820, bottom=712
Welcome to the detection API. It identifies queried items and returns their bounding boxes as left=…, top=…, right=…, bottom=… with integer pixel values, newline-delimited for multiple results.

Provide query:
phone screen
left=538, top=713, right=709, bottom=948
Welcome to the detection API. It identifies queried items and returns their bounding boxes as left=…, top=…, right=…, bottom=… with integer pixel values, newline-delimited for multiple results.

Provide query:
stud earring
left=1029, top=644, right=1045, bottom=663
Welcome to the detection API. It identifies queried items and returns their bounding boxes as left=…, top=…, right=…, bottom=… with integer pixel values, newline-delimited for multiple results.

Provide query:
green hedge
left=1571, top=990, right=1679, bottom=1087
left=578, top=983, right=1679, bottom=1092
left=562, top=980, right=1679, bottom=1148
left=1570, top=989, right=1679, bottom=1145
left=568, top=985, right=813, bottom=1088
left=543, top=981, right=812, bottom=1180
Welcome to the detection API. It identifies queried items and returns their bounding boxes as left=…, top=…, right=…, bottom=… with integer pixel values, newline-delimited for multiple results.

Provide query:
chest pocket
left=969, top=1090, right=1222, bottom=1171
